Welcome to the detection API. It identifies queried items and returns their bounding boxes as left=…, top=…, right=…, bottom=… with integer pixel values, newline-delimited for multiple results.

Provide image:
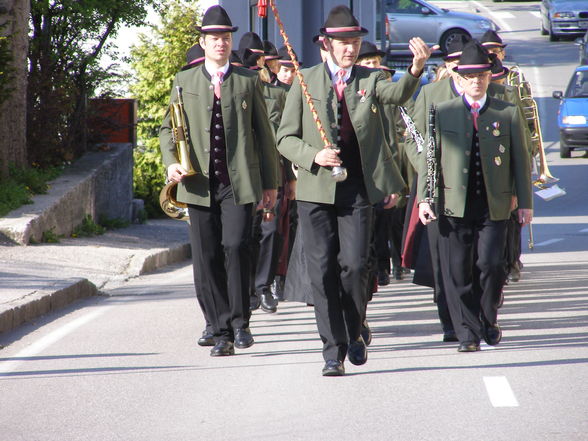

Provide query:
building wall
left=219, top=0, right=380, bottom=67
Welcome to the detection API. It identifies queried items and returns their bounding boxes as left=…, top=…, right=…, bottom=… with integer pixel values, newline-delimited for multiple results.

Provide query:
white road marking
left=484, top=376, right=519, bottom=407
left=534, top=238, right=564, bottom=247
left=530, top=11, right=541, bottom=19
left=492, top=12, right=515, bottom=20
left=580, top=228, right=588, bottom=233
left=472, top=1, right=512, bottom=32
left=0, top=306, right=112, bottom=375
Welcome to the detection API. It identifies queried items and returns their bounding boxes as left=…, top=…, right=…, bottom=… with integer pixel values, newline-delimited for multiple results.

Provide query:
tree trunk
left=0, top=0, right=29, bottom=179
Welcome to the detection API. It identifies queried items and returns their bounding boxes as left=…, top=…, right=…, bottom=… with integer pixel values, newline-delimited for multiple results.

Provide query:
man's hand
left=409, top=37, right=439, bottom=77
left=383, top=193, right=400, bottom=209
left=418, top=202, right=437, bottom=225
left=261, top=189, right=278, bottom=222
left=314, top=147, right=342, bottom=167
left=167, top=163, right=188, bottom=183
left=517, top=208, right=533, bottom=226
left=510, top=195, right=518, bottom=212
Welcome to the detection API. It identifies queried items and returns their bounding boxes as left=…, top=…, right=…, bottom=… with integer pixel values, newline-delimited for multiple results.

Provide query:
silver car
left=380, top=0, right=498, bottom=53
left=541, top=0, right=588, bottom=41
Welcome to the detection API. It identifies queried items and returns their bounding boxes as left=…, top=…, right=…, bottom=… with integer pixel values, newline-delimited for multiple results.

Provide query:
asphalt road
left=1, top=2, right=587, bottom=440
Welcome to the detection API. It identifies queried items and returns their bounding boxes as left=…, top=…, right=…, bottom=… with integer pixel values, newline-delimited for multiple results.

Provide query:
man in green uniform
left=277, top=5, right=433, bottom=376
left=159, top=6, right=278, bottom=357
left=418, top=41, right=533, bottom=352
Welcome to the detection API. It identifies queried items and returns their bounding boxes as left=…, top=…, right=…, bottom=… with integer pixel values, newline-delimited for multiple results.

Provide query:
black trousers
left=297, top=179, right=373, bottom=362
left=438, top=211, right=508, bottom=343
left=188, top=183, right=254, bottom=341
left=426, top=219, right=454, bottom=333
left=251, top=193, right=283, bottom=293
left=505, top=212, right=522, bottom=272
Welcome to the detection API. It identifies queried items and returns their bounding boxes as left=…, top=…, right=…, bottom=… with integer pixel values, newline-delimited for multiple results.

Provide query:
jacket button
left=215, top=171, right=221, bottom=176
left=209, top=85, right=213, bottom=90
left=215, top=124, right=222, bottom=129
left=465, top=151, right=470, bottom=156
left=203, top=171, right=208, bottom=176
left=207, top=106, right=212, bottom=111
left=204, top=128, right=210, bottom=133
left=216, top=113, right=221, bottom=118
left=214, top=135, right=221, bottom=140
left=463, top=168, right=468, bottom=174
left=214, top=148, right=221, bottom=152
left=204, top=149, right=209, bottom=153
left=214, top=159, right=221, bottom=164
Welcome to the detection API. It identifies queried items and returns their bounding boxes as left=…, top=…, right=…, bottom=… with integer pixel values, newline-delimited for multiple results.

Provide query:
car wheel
left=540, top=21, right=548, bottom=36
left=560, top=137, right=571, bottom=158
left=440, top=29, right=469, bottom=54
left=549, top=23, right=559, bottom=41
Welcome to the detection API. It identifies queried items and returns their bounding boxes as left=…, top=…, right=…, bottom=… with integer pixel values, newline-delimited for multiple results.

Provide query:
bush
left=133, top=139, right=166, bottom=218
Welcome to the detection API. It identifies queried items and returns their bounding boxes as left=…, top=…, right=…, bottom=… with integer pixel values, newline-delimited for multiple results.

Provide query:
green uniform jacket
left=159, top=65, right=278, bottom=207
left=405, top=78, right=531, bottom=171
left=276, top=63, right=420, bottom=205
left=417, top=96, right=533, bottom=221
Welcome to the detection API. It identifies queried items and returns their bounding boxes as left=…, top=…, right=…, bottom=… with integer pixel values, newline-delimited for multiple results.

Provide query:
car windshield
left=565, top=70, right=588, bottom=97
left=384, top=0, right=434, bottom=14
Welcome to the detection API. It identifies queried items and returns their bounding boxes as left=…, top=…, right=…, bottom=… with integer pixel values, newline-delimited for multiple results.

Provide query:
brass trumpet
left=506, top=66, right=559, bottom=189
left=159, top=86, right=197, bottom=221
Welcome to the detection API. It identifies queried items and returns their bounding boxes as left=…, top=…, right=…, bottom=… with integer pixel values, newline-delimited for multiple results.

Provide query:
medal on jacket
left=242, top=100, right=247, bottom=110
left=499, top=144, right=506, bottom=153
left=371, top=104, right=377, bottom=113
left=357, top=89, right=367, bottom=103
left=494, top=156, right=502, bottom=166
left=492, top=122, right=500, bottom=137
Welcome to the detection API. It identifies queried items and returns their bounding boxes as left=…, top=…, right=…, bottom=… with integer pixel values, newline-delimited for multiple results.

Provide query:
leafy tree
left=27, top=0, right=161, bottom=167
left=128, top=0, right=202, bottom=217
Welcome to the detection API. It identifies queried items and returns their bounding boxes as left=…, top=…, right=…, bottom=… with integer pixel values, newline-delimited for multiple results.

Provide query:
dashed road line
left=492, top=11, right=515, bottom=20
left=484, top=376, right=519, bottom=407
left=530, top=11, right=541, bottom=19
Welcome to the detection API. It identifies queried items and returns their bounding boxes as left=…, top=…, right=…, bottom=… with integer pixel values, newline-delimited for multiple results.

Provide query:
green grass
left=0, top=164, right=62, bottom=217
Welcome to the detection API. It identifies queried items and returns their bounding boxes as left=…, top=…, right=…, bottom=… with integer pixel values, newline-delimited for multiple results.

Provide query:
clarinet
left=425, top=104, right=437, bottom=205
left=399, top=106, right=425, bottom=153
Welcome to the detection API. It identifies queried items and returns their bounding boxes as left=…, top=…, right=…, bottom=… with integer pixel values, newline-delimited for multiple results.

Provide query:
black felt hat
left=239, top=48, right=261, bottom=69
left=180, top=44, right=205, bottom=71
left=319, top=6, right=368, bottom=38
left=312, top=34, right=327, bottom=50
left=196, top=5, right=238, bottom=33
left=357, top=41, right=386, bottom=60
left=277, top=46, right=301, bottom=67
left=443, top=34, right=471, bottom=61
left=480, top=30, right=507, bottom=49
left=263, top=40, right=281, bottom=60
left=453, top=40, right=492, bottom=74
left=238, top=32, right=265, bottom=55
left=491, top=57, right=509, bottom=80
left=230, top=50, right=244, bottom=67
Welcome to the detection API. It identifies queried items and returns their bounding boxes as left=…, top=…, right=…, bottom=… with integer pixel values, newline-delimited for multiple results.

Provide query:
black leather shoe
left=377, top=270, right=390, bottom=286
left=234, top=327, right=255, bottom=349
left=260, top=289, right=278, bottom=313
left=393, top=267, right=403, bottom=281
left=273, top=276, right=285, bottom=301
left=197, top=330, right=215, bottom=347
left=361, top=320, right=372, bottom=346
left=210, top=340, right=234, bottom=356
left=347, top=336, right=368, bottom=366
left=322, top=360, right=345, bottom=376
left=250, top=294, right=260, bottom=311
left=457, top=341, right=480, bottom=352
left=442, top=331, right=458, bottom=342
left=497, top=289, right=505, bottom=309
left=483, top=323, right=502, bottom=346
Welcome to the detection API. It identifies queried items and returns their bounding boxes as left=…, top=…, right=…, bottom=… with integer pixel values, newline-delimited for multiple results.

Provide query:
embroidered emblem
left=494, top=156, right=502, bottom=166
left=242, top=100, right=247, bottom=110
left=498, top=144, right=506, bottom=154
left=371, top=104, right=377, bottom=113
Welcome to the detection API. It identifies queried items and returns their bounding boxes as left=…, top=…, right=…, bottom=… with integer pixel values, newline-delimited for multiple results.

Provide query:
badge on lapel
left=357, top=89, right=367, bottom=103
left=242, top=100, right=247, bottom=110
left=498, top=144, right=506, bottom=154
left=492, top=122, right=500, bottom=137
left=494, top=156, right=502, bottom=166
left=371, top=104, right=377, bottom=113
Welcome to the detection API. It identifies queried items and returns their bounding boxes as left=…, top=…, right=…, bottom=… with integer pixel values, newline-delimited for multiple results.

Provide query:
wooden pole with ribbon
left=258, top=0, right=330, bottom=150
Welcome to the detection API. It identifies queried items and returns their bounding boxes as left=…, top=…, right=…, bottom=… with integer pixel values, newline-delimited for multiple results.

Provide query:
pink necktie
left=471, top=101, right=480, bottom=131
left=214, top=71, right=224, bottom=99
left=335, top=69, right=346, bottom=101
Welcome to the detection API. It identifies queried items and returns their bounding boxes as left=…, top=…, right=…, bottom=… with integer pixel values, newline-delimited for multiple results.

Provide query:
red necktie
left=214, top=71, right=224, bottom=99
left=471, top=101, right=480, bottom=131
left=335, top=69, right=346, bottom=101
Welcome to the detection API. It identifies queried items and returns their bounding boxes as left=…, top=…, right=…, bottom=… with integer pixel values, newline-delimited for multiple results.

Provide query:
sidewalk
left=0, top=219, right=190, bottom=334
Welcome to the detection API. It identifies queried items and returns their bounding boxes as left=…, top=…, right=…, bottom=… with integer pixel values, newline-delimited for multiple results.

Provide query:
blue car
left=553, top=66, right=588, bottom=157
